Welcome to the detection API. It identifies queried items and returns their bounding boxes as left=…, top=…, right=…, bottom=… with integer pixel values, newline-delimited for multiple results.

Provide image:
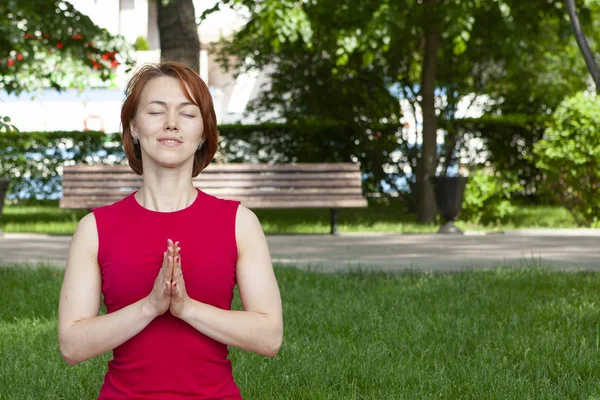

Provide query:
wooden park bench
left=60, top=163, right=368, bottom=234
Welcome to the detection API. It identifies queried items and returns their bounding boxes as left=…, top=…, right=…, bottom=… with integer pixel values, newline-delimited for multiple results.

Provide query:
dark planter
left=430, top=176, right=468, bottom=234
left=0, top=179, right=8, bottom=236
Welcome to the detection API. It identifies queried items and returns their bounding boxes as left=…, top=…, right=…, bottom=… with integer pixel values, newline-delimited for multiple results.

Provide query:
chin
left=153, top=156, right=194, bottom=169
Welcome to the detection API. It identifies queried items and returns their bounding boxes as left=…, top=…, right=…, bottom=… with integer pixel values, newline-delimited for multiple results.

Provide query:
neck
left=135, top=175, right=198, bottom=213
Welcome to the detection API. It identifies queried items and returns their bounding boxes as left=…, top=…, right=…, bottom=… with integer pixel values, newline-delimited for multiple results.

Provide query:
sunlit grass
left=0, top=199, right=579, bottom=235
left=2, top=265, right=600, bottom=399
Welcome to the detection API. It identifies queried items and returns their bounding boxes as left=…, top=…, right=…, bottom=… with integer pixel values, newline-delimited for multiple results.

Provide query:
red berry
left=111, top=59, right=119, bottom=68
left=101, top=53, right=110, bottom=60
left=57, top=43, right=63, bottom=49
left=16, top=54, right=23, bottom=61
left=7, top=59, right=14, bottom=67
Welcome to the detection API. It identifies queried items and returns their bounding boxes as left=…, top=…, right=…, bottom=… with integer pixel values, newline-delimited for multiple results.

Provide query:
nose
left=165, top=123, right=178, bottom=132
left=164, top=113, right=178, bottom=132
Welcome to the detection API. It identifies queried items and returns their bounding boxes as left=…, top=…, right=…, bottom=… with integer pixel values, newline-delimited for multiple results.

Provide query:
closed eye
left=148, top=112, right=163, bottom=115
left=182, top=114, right=196, bottom=118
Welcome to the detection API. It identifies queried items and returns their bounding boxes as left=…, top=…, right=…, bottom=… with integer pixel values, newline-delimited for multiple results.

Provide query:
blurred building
left=1, top=0, right=267, bottom=132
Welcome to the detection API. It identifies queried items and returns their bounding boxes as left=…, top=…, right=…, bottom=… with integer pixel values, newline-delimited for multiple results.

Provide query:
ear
left=130, top=120, right=138, bottom=136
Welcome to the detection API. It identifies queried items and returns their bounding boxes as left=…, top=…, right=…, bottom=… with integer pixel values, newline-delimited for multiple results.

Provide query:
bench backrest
left=60, top=163, right=367, bottom=209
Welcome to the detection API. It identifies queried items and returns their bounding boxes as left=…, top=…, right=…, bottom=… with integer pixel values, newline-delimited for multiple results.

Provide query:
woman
left=58, top=61, right=283, bottom=399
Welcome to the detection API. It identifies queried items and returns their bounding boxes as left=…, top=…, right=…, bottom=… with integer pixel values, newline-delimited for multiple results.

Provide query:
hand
left=169, top=252, right=190, bottom=318
left=145, top=239, right=180, bottom=317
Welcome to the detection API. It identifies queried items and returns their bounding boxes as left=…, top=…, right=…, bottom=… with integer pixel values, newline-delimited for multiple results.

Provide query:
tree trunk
left=565, top=0, right=600, bottom=93
left=417, top=0, right=440, bottom=223
left=157, top=0, right=200, bottom=72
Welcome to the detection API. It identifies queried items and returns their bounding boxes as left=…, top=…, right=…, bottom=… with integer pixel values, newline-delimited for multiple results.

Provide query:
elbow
left=261, top=327, right=283, bottom=358
left=58, top=333, right=81, bottom=366
left=62, top=355, right=80, bottom=366
left=59, top=344, right=80, bottom=366
left=263, top=342, right=281, bottom=358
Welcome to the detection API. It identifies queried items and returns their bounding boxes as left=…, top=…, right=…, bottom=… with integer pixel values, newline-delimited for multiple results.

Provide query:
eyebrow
left=146, top=100, right=197, bottom=108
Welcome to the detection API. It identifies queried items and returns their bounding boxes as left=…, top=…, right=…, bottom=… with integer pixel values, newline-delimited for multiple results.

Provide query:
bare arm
left=57, top=213, right=174, bottom=365
left=176, top=206, right=283, bottom=357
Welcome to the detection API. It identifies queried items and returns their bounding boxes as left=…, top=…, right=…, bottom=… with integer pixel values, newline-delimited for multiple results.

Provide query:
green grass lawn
left=2, top=265, right=600, bottom=399
left=0, top=198, right=578, bottom=235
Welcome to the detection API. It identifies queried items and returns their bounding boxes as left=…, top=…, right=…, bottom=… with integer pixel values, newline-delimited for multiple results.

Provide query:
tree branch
left=565, top=0, right=600, bottom=93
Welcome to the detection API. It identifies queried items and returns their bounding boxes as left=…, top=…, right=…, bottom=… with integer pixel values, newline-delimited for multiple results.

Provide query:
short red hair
left=121, top=61, right=218, bottom=177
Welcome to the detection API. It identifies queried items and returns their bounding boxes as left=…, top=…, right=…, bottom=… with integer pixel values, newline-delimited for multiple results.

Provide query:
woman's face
left=131, top=76, right=204, bottom=170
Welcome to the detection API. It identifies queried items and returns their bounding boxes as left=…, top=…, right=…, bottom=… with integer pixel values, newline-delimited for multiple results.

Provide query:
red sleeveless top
left=92, top=188, right=242, bottom=399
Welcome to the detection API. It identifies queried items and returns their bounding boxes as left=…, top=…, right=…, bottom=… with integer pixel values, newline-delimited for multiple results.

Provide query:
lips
left=157, top=136, right=183, bottom=143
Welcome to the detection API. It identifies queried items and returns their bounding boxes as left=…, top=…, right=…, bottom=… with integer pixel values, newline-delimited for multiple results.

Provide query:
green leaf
left=362, top=51, right=375, bottom=66
left=453, top=36, right=467, bottom=56
left=336, top=53, right=349, bottom=66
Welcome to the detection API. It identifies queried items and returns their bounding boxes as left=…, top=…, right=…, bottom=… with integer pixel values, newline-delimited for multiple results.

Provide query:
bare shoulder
left=74, top=211, right=99, bottom=240
left=77, top=211, right=98, bottom=232
left=234, top=205, right=265, bottom=252
left=70, top=212, right=99, bottom=259
left=235, top=204, right=260, bottom=226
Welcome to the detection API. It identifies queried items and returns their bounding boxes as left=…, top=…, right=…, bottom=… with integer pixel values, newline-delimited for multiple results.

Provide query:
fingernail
left=173, top=282, right=177, bottom=287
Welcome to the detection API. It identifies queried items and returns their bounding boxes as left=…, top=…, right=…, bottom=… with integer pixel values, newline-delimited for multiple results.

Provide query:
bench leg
left=330, top=208, right=338, bottom=235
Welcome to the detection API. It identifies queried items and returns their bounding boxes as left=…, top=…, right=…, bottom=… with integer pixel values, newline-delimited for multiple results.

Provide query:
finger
left=168, top=239, right=175, bottom=257
left=167, top=255, right=175, bottom=283
left=175, top=254, right=181, bottom=281
left=172, top=256, right=181, bottom=296
left=170, top=255, right=179, bottom=290
left=163, top=253, right=170, bottom=292
left=160, top=251, right=168, bottom=279
left=164, top=250, right=171, bottom=270
left=177, top=254, right=184, bottom=287
left=172, top=244, right=180, bottom=269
